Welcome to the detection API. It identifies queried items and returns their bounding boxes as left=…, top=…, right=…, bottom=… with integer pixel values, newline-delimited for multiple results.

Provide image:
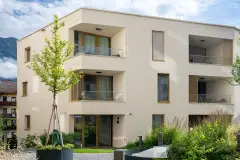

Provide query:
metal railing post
left=158, top=133, right=163, bottom=146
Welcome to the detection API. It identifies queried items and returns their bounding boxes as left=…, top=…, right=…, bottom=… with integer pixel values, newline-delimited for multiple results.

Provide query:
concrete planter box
left=36, top=148, right=73, bottom=160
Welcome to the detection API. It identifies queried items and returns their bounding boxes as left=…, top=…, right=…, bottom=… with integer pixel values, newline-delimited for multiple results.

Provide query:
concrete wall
left=17, top=8, right=238, bottom=147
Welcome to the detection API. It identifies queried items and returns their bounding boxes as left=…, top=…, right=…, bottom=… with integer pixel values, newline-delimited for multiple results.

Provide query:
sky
left=0, top=0, right=240, bottom=78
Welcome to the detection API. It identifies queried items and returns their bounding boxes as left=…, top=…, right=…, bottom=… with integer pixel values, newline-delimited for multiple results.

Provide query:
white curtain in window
left=99, top=37, right=110, bottom=56
left=98, top=76, right=113, bottom=100
left=84, top=35, right=96, bottom=54
left=158, top=75, right=169, bottom=101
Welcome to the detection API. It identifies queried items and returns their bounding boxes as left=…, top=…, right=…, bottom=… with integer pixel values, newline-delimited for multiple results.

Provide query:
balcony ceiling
left=72, top=23, right=123, bottom=37
left=189, top=35, right=228, bottom=48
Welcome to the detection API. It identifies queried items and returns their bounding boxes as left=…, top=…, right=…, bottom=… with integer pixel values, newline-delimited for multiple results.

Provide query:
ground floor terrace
left=69, top=113, right=233, bottom=148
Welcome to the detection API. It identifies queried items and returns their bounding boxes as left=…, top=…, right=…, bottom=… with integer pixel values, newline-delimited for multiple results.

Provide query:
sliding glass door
left=74, top=115, right=112, bottom=147
left=73, top=75, right=113, bottom=101
left=74, top=31, right=110, bottom=56
left=99, top=115, right=112, bottom=146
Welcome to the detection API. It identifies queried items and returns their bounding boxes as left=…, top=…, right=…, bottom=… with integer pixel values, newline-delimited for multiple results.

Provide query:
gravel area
left=1, top=149, right=113, bottom=160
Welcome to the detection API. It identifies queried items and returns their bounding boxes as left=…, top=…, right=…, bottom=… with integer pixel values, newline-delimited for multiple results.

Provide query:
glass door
left=74, top=116, right=83, bottom=148
left=99, top=115, right=112, bottom=146
left=84, top=116, right=97, bottom=147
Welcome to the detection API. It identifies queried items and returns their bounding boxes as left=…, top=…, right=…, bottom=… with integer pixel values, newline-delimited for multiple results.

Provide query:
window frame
left=25, top=115, right=30, bottom=130
left=74, top=31, right=111, bottom=56
left=152, top=115, right=165, bottom=128
left=71, top=74, right=113, bottom=101
left=22, top=82, right=28, bottom=97
left=25, top=47, right=31, bottom=62
left=152, top=30, right=165, bottom=61
left=158, top=73, right=170, bottom=103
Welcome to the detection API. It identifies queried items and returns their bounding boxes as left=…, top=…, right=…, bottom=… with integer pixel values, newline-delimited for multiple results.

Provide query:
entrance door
left=84, top=116, right=96, bottom=147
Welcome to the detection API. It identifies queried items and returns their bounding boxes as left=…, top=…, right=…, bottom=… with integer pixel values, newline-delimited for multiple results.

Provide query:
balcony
left=74, top=46, right=123, bottom=57
left=189, top=55, right=232, bottom=66
left=3, top=125, right=16, bottom=130
left=189, top=75, right=233, bottom=105
left=189, top=35, right=233, bottom=66
left=72, top=73, right=124, bottom=103
left=2, top=113, right=16, bottom=118
left=77, top=91, right=124, bottom=102
left=0, top=101, right=16, bottom=106
left=189, top=94, right=231, bottom=104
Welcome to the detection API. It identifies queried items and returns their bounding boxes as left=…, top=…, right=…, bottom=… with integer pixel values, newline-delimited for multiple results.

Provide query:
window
left=2, top=96, right=7, bottom=102
left=11, top=97, right=16, bottom=102
left=3, top=108, right=7, bottom=114
left=25, top=47, right=31, bottom=62
left=74, top=31, right=110, bottom=56
left=152, top=115, right=164, bottom=128
left=152, top=31, right=164, bottom=61
left=158, top=74, right=169, bottom=102
left=71, top=75, right=113, bottom=101
left=25, top=115, right=30, bottom=130
left=22, top=82, right=28, bottom=96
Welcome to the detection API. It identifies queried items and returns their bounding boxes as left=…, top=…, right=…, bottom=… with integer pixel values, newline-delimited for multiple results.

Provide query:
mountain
left=0, top=37, right=17, bottom=60
left=0, top=37, right=17, bottom=80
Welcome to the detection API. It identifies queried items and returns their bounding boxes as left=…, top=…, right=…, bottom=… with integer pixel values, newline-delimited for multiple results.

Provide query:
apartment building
left=0, top=81, right=17, bottom=141
left=17, top=8, right=240, bottom=148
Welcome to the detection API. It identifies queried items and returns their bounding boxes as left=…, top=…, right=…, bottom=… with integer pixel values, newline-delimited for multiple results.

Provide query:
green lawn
left=73, top=148, right=114, bottom=153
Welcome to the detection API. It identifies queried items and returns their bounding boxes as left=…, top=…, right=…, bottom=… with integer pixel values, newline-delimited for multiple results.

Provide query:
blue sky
left=0, top=0, right=239, bottom=78
left=0, top=0, right=240, bottom=39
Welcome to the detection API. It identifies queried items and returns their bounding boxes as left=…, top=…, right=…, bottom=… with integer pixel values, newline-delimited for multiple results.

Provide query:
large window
left=22, top=82, right=28, bottom=97
left=72, top=75, right=113, bottom=101
left=152, top=31, right=164, bottom=61
left=152, top=115, right=164, bottom=128
left=74, top=31, right=110, bottom=56
left=158, top=74, right=169, bottom=102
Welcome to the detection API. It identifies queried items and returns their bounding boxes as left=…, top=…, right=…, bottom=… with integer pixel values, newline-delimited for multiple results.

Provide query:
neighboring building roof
left=17, top=7, right=240, bottom=42
left=0, top=81, right=17, bottom=94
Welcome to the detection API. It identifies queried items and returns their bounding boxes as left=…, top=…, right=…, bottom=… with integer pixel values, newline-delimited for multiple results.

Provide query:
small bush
left=143, top=126, right=183, bottom=148
left=36, top=143, right=74, bottom=150
left=167, top=121, right=237, bottom=160
left=21, top=134, right=38, bottom=148
left=40, top=132, right=79, bottom=146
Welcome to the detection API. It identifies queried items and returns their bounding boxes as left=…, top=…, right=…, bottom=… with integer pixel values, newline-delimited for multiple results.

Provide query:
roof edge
left=17, top=7, right=240, bottom=42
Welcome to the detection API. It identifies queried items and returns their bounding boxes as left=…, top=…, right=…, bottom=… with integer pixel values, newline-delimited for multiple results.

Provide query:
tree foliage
left=30, top=14, right=82, bottom=95
left=232, top=36, right=240, bottom=85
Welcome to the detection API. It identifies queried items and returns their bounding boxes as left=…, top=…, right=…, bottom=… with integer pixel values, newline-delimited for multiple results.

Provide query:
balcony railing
left=189, top=94, right=231, bottom=104
left=189, top=55, right=232, bottom=65
left=2, top=113, right=16, bottom=118
left=76, top=91, right=124, bottom=102
left=0, top=101, right=16, bottom=106
left=74, top=46, right=123, bottom=57
left=3, top=125, right=16, bottom=130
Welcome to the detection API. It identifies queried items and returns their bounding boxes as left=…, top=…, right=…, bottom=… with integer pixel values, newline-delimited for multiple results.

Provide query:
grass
left=73, top=148, right=114, bottom=153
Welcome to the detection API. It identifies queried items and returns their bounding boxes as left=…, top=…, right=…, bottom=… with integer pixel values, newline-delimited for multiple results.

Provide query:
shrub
left=167, top=121, right=237, bottom=160
left=142, top=126, right=183, bottom=148
left=40, top=132, right=79, bottom=146
left=125, top=140, right=139, bottom=149
left=21, top=134, right=38, bottom=148
left=36, top=143, right=74, bottom=150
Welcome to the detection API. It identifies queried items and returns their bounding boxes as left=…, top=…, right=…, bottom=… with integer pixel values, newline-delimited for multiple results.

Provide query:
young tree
left=30, top=14, right=83, bottom=146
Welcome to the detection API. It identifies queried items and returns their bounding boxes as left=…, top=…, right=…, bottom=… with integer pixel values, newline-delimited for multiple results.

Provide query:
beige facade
left=17, top=8, right=240, bottom=147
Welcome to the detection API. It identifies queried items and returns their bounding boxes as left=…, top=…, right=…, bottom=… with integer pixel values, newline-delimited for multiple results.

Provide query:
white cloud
left=0, top=0, right=219, bottom=38
left=0, top=58, right=17, bottom=79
